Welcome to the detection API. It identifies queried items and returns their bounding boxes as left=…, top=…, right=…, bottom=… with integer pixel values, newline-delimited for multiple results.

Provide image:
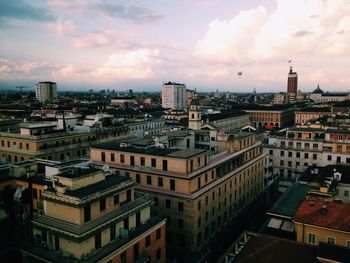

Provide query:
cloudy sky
left=0, top=0, right=350, bottom=92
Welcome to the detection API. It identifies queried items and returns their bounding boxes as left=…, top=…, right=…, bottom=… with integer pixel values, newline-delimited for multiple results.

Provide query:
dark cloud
left=0, top=0, right=54, bottom=23
left=97, top=3, right=163, bottom=23
left=292, top=30, right=314, bottom=37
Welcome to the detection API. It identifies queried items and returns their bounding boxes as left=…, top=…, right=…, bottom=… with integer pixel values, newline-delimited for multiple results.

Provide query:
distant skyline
left=1, top=0, right=350, bottom=93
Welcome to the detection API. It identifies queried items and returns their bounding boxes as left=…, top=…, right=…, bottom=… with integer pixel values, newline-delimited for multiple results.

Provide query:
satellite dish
left=237, top=71, right=242, bottom=76
left=102, top=164, right=110, bottom=172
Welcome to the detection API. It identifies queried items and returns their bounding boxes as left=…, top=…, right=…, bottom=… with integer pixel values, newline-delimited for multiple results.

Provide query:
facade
left=295, top=107, right=332, bottom=125
left=245, top=107, right=295, bottom=129
left=287, top=67, right=298, bottom=96
left=90, top=132, right=270, bottom=262
left=265, top=127, right=350, bottom=192
left=26, top=165, right=166, bottom=262
left=0, top=121, right=129, bottom=164
left=161, top=82, right=187, bottom=110
left=294, top=198, right=350, bottom=248
left=36, top=81, right=57, bottom=102
left=310, top=85, right=350, bottom=102
left=125, top=119, right=167, bottom=137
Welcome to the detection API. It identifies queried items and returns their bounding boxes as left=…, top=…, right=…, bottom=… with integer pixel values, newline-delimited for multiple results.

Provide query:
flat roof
left=65, top=175, right=131, bottom=198
left=93, top=140, right=206, bottom=158
left=269, top=184, right=308, bottom=218
left=56, top=167, right=101, bottom=179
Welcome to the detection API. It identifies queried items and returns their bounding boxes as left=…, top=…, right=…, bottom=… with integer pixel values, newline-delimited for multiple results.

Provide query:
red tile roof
left=294, top=198, right=350, bottom=232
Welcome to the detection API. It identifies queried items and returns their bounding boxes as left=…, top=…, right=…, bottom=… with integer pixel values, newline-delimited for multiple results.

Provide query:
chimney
left=321, top=205, right=327, bottom=215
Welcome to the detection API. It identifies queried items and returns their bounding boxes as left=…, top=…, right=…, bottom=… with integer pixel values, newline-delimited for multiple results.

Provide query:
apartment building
left=24, top=165, right=166, bottom=262
left=125, top=118, right=167, bottom=137
left=294, top=198, right=350, bottom=248
left=91, top=131, right=270, bottom=262
left=265, top=127, right=350, bottom=191
left=36, top=81, right=57, bottom=102
left=0, top=121, right=129, bottom=164
left=295, top=107, right=332, bottom=125
left=161, top=82, right=187, bottom=110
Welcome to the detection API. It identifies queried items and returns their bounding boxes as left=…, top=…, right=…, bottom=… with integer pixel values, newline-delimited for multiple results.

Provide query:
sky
left=0, top=0, right=350, bottom=93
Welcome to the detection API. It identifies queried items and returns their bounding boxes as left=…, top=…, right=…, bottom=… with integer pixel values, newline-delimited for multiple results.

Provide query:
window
left=296, top=152, right=300, bottom=158
left=32, top=189, right=38, bottom=199
left=162, top=160, right=168, bottom=171
left=156, top=248, right=161, bottom=260
left=165, top=199, right=171, bottom=209
left=114, top=194, right=119, bottom=205
left=156, top=228, right=161, bottom=240
left=120, top=154, right=125, bottom=163
left=205, top=196, right=208, bottom=205
left=110, top=153, right=115, bottom=162
left=170, top=179, right=175, bottom=191
left=147, top=175, right=152, bottom=185
left=140, top=157, right=145, bottom=166
left=133, top=243, right=139, bottom=261
left=308, top=233, right=316, bottom=245
left=120, top=252, right=126, bottom=263
left=26, top=143, right=29, bottom=150
left=313, top=143, right=318, bottom=150
left=146, top=235, right=151, bottom=247
left=305, top=143, right=310, bottom=149
left=95, top=232, right=101, bottom=249
left=178, top=219, right=184, bottom=228
left=304, top=153, right=309, bottom=159
left=344, top=190, right=349, bottom=197
left=178, top=202, right=184, bottom=212
left=110, top=225, right=116, bottom=240
left=100, top=198, right=106, bottom=211
left=328, top=155, right=332, bottom=161
left=136, top=173, right=140, bottom=183
left=337, top=156, right=341, bottom=163
left=205, top=173, right=208, bottom=183
left=101, top=152, right=106, bottom=162
left=151, top=158, right=156, bottom=168
left=326, top=237, right=336, bottom=245
left=281, top=150, right=285, bottom=157
left=198, top=200, right=201, bottom=210
left=346, top=240, right=350, bottom=248
left=84, top=204, right=91, bottom=222
left=313, top=154, right=317, bottom=160
left=19, top=143, right=23, bottom=149
left=154, top=197, right=158, bottom=206
left=130, top=156, right=135, bottom=166
left=158, top=177, right=163, bottom=187
left=269, top=150, right=273, bottom=155
left=198, top=177, right=201, bottom=189
left=288, top=151, right=292, bottom=157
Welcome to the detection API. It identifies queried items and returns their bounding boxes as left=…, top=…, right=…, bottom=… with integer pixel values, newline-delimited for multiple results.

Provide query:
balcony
left=33, top=196, right=150, bottom=238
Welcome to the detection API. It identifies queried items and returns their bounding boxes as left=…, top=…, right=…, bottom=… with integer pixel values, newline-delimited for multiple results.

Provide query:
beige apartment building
left=24, top=165, right=166, bottom=263
left=0, top=121, right=129, bottom=163
left=91, top=131, right=270, bottom=262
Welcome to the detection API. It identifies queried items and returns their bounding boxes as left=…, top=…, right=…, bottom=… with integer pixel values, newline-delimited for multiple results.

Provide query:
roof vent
left=321, top=205, right=327, bottom=215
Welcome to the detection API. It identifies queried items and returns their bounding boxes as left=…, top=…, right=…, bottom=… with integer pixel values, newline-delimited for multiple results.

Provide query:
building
left=161, top=82, right=187, bottom=110
left=23, top=164, right=166, bottom=262
left=36, top=81, right=57, bottom=102
left=300, top=165, right=350, bottom=202
left=90, top=131, right=270, bottom=262
left=221, top=232, right=350, bottom=263
left=310, top=85, right=350, bottom=102
left=273, top=92, right=288, bottom=104
left=125, top=118, right=167, bottom=137
left=295, top=107, right=332, bottom=125
left=287, top=66, right=298, bottom=96
left=244, top=106, right=295, bottom=129
left=0, top=120, right=129, bottom=164
left=294, top=198, right=350, bottom=248
left=265, top=127, right=350, bottom=192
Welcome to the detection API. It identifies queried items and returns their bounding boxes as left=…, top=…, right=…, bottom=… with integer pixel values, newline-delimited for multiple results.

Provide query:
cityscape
left=1, top=1, right=350, bottom=263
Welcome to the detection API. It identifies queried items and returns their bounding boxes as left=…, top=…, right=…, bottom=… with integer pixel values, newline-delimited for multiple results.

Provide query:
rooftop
left=268, top=184, right=308, bottom=218
left=297, top=107, right=331, bottom=113
left=294, top=198, right=350, bottom=232
left=233, top=234, right=318, bottom=263
left=56, top=167, right=102, bottom=179
left=93, top=140, right=206, bottom=159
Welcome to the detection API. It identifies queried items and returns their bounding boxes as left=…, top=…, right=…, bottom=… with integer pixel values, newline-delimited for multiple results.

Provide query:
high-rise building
left=287, top=67, right=298, bottom=96
left=35, top=81, right=57, bottom=102
left=161, top=82, right=187, bottom=110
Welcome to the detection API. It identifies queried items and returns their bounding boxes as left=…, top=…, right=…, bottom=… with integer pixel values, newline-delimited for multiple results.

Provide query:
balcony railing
left=33, top=196, right=150, bottom=237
